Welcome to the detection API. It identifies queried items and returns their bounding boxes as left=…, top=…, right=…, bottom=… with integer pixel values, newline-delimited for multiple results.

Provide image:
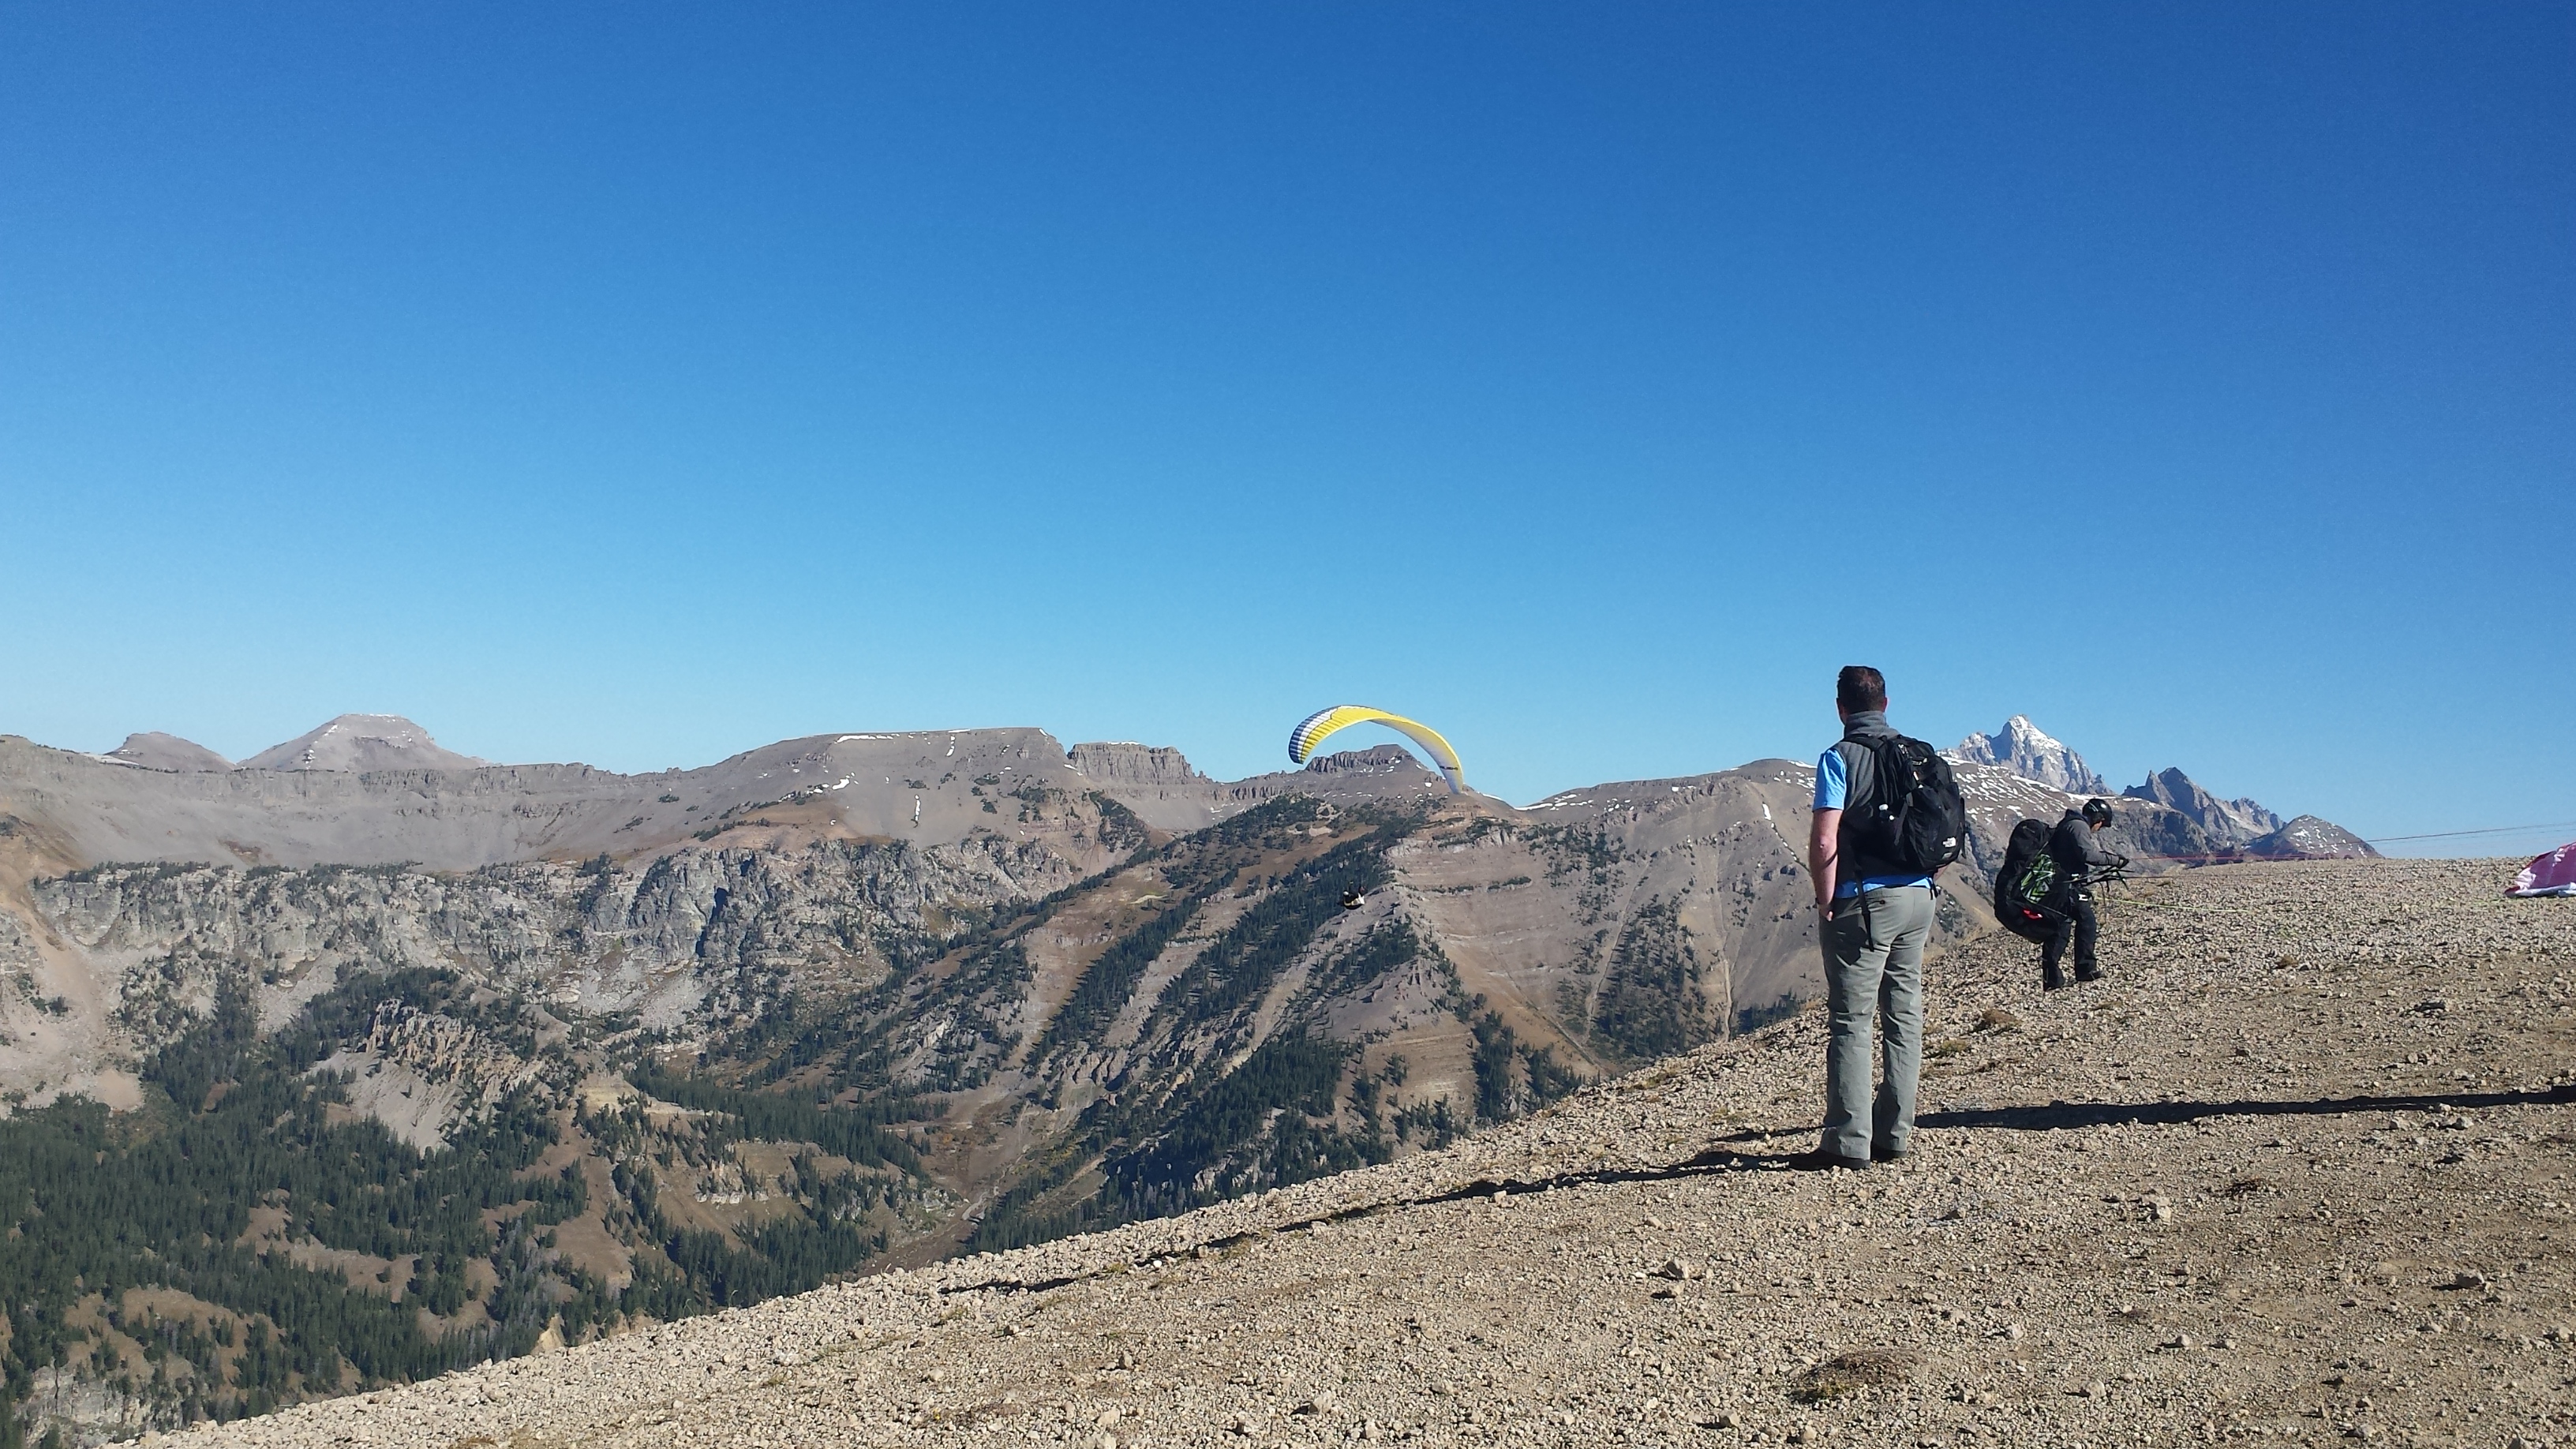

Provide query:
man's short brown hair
left=1836, top=665, right=1888, bottom=713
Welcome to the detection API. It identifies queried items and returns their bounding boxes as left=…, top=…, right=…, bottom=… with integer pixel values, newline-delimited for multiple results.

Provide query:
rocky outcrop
left=1065, top=742, right=1208, bottom=788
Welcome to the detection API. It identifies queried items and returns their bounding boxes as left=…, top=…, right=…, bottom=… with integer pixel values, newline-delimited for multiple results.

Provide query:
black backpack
left=1992, top=816, right=2061, bottom=942
left=1846, top=734, right=1968, bottom=874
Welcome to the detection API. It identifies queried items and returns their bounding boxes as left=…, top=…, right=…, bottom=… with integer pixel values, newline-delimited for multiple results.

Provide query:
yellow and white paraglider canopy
left=1287, top=706, right=1466, bottom=795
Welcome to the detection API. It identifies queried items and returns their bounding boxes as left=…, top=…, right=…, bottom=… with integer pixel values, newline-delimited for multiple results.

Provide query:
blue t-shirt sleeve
left=1814, top=747, right=1847, bottom=811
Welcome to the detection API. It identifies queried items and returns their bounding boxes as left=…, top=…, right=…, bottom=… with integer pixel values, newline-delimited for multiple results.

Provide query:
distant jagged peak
left=2227, top=795, right=2284, bottom=834
left=1065, top=741, right=1208, bottom=786
left=107, top=732, right=233, bottom=773
left=238, top=713, right=491, bottom=773
left=1949, top=715, right=2109, bottom=796
left=2122, top=766, right=2284, bottom=846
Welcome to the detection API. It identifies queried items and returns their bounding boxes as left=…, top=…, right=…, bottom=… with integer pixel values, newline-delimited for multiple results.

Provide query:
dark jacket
left=2047, top=810, right=2122, bottom=886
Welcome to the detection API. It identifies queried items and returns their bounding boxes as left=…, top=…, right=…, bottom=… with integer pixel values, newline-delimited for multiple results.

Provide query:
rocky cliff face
left=23, top=832, right=1084, bottom=1043
left=1063, top=742, right=1208, bottom=788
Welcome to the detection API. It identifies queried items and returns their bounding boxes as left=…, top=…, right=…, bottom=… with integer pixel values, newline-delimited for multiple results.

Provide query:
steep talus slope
left=171, top=859, right=2576, bottom=1449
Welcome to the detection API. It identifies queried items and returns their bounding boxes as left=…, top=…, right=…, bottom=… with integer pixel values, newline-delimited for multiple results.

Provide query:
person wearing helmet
left=2041, top=798, right=2125, bottom=989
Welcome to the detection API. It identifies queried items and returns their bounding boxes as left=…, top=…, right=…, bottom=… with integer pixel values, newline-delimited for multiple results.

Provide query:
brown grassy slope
left=178, top=859, right=2576, bottom=1449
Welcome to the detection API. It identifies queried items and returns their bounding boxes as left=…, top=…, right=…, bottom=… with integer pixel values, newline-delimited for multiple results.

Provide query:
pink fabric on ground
left=2509, top=842, right=2576, bottom=897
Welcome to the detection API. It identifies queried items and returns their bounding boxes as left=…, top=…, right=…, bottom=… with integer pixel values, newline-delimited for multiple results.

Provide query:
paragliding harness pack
left=1841, top=733, right=1968, bottom=877
left=1994, top=818, right=2065, bottom=942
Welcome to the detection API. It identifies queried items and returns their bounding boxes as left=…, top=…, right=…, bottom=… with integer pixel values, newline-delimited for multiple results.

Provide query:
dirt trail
left=175, top=859, right=2576, bottom=1449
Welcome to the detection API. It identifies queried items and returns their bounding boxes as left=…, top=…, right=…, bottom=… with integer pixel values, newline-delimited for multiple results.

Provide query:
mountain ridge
left=0, top=712, right=2391, bottom=1444
left=2121, top=766, right=2285, bottom=846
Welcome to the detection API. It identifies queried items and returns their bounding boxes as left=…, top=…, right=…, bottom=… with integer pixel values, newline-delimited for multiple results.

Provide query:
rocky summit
left=1950, top=717, right=2109, bottom=798
left=233, top=714, right=491, bottom=773
left=148, top=858, right=2575, bottom=1449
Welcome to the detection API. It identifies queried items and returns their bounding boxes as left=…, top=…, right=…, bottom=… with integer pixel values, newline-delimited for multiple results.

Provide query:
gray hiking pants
left=1819, top=884, right=1933, bottom=1162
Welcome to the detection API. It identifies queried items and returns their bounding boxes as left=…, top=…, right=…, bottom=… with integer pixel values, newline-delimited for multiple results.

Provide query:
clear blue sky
left=2, top=5, right=2570, bottom=856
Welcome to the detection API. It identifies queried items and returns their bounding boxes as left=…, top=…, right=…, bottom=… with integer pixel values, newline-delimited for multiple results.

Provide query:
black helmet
left=2080, top=798, right=2114, bottom=827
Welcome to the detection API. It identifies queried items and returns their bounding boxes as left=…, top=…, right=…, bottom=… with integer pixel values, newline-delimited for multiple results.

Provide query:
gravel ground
left=170, top=859, right=2576, bottom=1449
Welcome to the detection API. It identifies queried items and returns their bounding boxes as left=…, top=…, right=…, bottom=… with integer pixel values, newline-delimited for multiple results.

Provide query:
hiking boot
left=2042, top=972, right=2069, bottom=992
left=1788, top=1150, right=1869, bottom=1172
left=1870, top=1144, right=1907, bottom=1163
left=2074, top=967, right=2106, bottom=983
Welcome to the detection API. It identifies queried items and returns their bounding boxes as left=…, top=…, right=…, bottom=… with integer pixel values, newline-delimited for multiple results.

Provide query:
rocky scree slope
left=172, top=857, right=2576, bottom=1449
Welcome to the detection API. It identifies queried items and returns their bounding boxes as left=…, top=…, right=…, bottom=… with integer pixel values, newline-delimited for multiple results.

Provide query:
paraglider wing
left=2509, top=842, right=2576, bottom=898
left=1286, top=706, right=1466, bottom=795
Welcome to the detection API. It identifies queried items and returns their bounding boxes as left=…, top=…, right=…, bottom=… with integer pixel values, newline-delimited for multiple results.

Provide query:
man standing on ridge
left=2042, top=798, right=2125, bottom=990
left=1803, top=665, right=1939, bottom=1171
